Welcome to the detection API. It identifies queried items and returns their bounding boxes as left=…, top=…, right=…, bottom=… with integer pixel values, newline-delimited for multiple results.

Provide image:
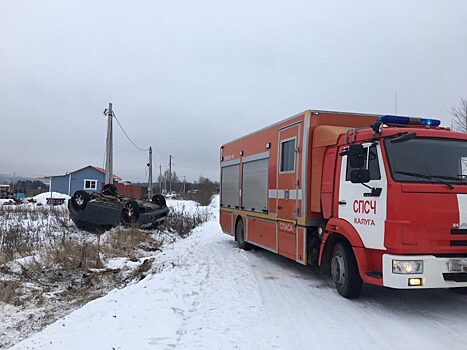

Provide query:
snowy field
left=0, top=194, right=209, bottom=348
left=8, top=196, right=467, bottom=350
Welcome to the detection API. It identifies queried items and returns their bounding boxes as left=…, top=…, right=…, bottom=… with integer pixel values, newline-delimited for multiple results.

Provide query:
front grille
left=451, top=229, right=467, bottom=235
left=443, top=273, right=467, bottom=282
left=450, top=241, right=467, bottom=247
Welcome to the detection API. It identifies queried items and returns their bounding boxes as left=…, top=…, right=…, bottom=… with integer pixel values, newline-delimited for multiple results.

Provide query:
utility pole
left=169, top=155, right=172, bottom=193
left=159, top=164, right=162, bottom=194
left=183, top=176, right=186, bottom=193
left=104, top=102, right=113, bottom=185
left=147, top=146, right=153, bottom=200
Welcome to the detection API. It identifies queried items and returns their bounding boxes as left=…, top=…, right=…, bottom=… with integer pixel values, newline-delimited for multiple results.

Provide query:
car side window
left=346, top=145, right=381, bottom=181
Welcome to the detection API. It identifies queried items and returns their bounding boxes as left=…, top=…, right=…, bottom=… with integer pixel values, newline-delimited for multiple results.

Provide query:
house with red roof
left=50, top=165, right=122, bottom=196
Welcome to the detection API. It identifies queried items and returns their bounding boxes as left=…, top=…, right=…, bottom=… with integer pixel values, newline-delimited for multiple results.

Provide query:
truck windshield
left=384, top=137, right=467, bottom=185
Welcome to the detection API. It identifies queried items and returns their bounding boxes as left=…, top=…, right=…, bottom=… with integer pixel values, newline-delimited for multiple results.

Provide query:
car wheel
left=121, top=200, right=141, bottom=225
left=152, top=194, right=167, bottom=207
left=71, top=190, right=91, bottom=211
left=102, top=184, right=118, bottom=196
left=331, top=241, right=363, bottom=299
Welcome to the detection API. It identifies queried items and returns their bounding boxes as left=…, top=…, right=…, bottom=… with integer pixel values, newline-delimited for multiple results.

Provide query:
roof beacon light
left=378, top=115, right=441, bottom=127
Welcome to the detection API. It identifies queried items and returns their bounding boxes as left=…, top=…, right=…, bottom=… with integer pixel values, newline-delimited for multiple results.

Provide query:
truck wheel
left=235, top=219, right=252, bottom=251
left=102, top=184, right=118, bottom=196
left=152, top=194, right=166, bottom=207
left=121, top=200, right=140, bottom=225
left=71, top=190, right=91, bottom=211
left=331, top=241, right=362, bottom=298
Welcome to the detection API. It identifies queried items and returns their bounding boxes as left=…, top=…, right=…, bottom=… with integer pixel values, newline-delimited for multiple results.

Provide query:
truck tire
left=152, top=194, right=166, bottom=207
left=70, top=190, right=91, bottom=211
left=121, top=200, right=141, bottom=225
left=102, top=184, right=118, bottom=196
left=331, top=241, right=362, bottom=298
left=236, top=219, right=252, bottom=251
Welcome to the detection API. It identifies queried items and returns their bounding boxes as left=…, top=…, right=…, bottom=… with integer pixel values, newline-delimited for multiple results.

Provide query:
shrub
left=160, top=205, right=210, bottom=237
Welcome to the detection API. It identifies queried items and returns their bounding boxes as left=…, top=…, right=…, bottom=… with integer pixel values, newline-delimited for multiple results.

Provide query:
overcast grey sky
left=1, top=0, right=466, bottom=182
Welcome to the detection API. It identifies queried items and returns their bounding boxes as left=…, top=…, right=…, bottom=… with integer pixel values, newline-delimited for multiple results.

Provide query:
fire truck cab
left=219, top=110, right=467, bottom=298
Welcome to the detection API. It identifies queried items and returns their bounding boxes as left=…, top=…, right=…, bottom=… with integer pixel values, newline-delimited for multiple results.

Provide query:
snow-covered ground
left=0, top=192, right=70, bottom=208
left=11, top=196, right=467, bottom=350
left=31, top=192, right=70, bottom=206
left=166, top=198, right=203, bottom=215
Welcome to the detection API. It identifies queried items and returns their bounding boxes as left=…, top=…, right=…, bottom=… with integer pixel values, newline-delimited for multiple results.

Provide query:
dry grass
left=177, top=189, right=215, bottom=206
left=0, top=205, right=71, bottom=260
left=0, top=280, right=22, bottom=306
left=40, top=239, right=101, bottom=271
left=161, top=206, right=210, bottom=237
left=108, top=226, right=162, bottom=258
left=0, top=201, right=209, bottom=349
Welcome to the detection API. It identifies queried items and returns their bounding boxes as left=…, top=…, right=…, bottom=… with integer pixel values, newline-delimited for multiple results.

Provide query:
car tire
left=235, top=219, right=253, bottom=251
left=152, top=194, right=167, bottom=207
left=121, top=200, right=140, bottom=225
left=331, top=241, right=363, bottom=299
left=70, top=190, right=91, bottom=211
left=102, top=184, right=118, bottom=196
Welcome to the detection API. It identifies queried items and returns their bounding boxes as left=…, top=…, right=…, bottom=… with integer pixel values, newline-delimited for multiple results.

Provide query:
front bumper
left=383, top=254, right=467, bottom=289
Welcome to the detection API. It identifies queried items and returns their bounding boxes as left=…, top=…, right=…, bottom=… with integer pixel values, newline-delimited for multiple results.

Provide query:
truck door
left=338, top=143, right=387, bottom=250
left=277, top=123, right=302, bottom=220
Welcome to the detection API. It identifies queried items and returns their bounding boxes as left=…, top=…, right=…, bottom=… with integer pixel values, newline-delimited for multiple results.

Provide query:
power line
left=111, top=111, right=149, bottom=152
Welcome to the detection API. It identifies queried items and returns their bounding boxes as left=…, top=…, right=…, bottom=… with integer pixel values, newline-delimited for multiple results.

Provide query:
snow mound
left=32, top=192, right=70, bottom=206
left=166, top=198, right=201, bottom=215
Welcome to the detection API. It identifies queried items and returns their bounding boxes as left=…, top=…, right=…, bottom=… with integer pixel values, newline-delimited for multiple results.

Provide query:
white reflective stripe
left=220, top=158, right=240, bottom=167
left=242, top=151, right=270, bottom=163
left=289, top=189, right=302, bottom=200
left=457, top=194, right=467, bottom=228
left=268, top=189, right=301, bottom=200
left=268, top=189, right=285, bottom=199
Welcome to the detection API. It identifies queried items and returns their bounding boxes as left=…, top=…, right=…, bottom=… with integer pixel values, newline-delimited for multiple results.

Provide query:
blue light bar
left=377, top=115, right=441, bottom=127
left=419, top=118, right=441, bottom=126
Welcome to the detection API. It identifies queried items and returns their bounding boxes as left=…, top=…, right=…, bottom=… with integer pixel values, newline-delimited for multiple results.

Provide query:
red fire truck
left=219, top=110, right=467, bottom=298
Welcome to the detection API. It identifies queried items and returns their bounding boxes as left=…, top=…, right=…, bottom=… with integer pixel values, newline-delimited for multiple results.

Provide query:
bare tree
left=451, top=98, right=467, bottom=132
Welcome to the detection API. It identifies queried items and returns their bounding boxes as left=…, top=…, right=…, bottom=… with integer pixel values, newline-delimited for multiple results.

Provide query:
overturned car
left=68, top=184, right=169, bottom=232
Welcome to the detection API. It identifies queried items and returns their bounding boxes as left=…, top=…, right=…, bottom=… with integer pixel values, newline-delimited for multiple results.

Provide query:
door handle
left=338, top=200, right=347, bottom=205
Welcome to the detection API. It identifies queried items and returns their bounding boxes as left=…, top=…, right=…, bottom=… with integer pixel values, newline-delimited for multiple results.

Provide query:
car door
left=338, top=143, right=387, bottom=250
left=277, top=123, right=302, bottom=220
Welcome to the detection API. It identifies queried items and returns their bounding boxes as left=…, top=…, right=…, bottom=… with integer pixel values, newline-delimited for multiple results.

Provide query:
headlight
left=392, top=260, right=423, bottom=274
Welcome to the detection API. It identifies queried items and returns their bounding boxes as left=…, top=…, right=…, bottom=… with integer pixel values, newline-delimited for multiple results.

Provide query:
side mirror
left=348, top=144, right=365, bottom=169
left=350, top=169, right=370, bottom=183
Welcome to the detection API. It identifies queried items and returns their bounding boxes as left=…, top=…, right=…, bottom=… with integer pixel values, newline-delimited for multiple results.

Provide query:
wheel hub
left=331, top=255, right=345, bottom=285
left=75, top=195, right=84, bottom=206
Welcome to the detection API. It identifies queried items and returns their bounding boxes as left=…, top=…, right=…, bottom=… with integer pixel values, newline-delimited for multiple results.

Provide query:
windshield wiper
left=395, top=171, right=454, bottom=190
left=433, top=174, right=467, bottom=182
